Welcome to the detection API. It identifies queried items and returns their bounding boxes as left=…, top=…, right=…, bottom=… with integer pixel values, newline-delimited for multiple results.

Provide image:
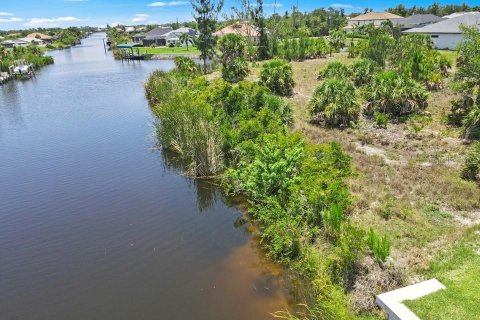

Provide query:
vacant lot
left=249, top=52, right=480, bottom=316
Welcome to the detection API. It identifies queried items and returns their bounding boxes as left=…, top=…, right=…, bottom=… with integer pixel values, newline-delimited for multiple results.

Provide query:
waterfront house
left=132, top=33, right=145, bottom=44
left=18, top=37, right=45, bottom=45
left=1, top=39, right=29, bottom=48
left=142, top=27, right=173, bottom=46
left=391, top=14, right=444, bottom=31
left=163, top=27, right=198, bottom=46
left=403, top=12, right=480, bottom=49
left=345, top=11, right=403, bottom=31
left=26, top=32, right=53, bottom=43
left=213, top=21, right=260, bottom=43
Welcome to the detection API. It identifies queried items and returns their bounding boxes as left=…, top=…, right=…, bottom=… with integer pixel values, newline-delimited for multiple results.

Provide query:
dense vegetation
left=0, top=45, right=54, bottom=72
left=388, top=2, right=480, bottom=17
left=145, top=56, right=403, bottom=319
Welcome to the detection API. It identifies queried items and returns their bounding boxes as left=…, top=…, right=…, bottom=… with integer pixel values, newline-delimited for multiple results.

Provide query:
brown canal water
left=0, top=33, right=294, bottom=320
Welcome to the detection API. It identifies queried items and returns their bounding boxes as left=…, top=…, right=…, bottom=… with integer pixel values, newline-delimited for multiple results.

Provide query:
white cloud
left=24, top=16, right=82, bottom=27
left=148, top=1, right=189, bottom=7
left=0, top=17, right=23, bottom=23
left=0, top=12, right=14, bottom=16
left=132, top=13, right=149, bottom=22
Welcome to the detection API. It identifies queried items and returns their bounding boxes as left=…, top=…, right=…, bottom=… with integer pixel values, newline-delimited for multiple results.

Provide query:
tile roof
left=350, top=12, right=403, bottom=21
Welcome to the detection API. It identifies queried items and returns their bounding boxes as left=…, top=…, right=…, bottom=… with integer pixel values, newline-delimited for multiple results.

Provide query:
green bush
left=174, top=56, right=200, bottom=76
left=318, top=61, right=351, bottom=80
left=367, top=229, right=391, bottom=263
left=260, top=59, right=295, bottom=96
left=364, top=71, right=429, bottom=116
left=310, top=78, right=360, bottom=127
left=373, top=111, right=389, bottom=128
left=360, top=30, right=394, bottom=67
left=462, top=105, right=480, bottom=140
left=218, top=33, right=249, bottom=83
left=225, top=133, right=305, bottom=201
left=350, top=59, right=378, bottom=87
left=221, top=57, right=249, bottom=83
left=462, top=142, right=480, bottom=180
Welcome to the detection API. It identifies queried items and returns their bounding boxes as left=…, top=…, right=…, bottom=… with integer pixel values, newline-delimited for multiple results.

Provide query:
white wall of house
left=429, top=33, right=463, bottom=50
left=347, top=19, right=389, bottom=27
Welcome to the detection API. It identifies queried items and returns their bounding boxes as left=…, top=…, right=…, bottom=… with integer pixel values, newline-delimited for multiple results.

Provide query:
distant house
left=132, top=33, right=145, bottom=43
left=142, top=27, right=173, bottom=46
left=141, top=27, right=198, bottom=47
left=163, top=27, right=198, bottom=46
left=1, top=39, right=29, bottom=48
left=346, top=11, right=403, bottom=29
left=125, top=26, right=136, bottom=33
left=391, top=14, right=444, bottom=31
left=19, top=37, right=45, bottom=45
left=213, top=22, right=260, bottom=42
left=26, top=32, right=53, bottom=43
left=403, top=12, right=480, bottom=49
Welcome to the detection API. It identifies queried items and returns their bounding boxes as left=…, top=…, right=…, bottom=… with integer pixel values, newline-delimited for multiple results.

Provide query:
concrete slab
left=376, top=279, right=445, bottom=320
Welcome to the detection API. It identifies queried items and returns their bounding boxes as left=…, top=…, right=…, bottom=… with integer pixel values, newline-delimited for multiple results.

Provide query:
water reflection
left=0, top=33, right=294, bottom=320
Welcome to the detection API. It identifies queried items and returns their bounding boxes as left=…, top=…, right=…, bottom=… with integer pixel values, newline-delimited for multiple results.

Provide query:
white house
left=403, top=12, right=480, bottom=49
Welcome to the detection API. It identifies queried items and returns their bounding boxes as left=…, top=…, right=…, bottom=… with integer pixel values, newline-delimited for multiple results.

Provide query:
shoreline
left=148, top=53, right=200, bottom=60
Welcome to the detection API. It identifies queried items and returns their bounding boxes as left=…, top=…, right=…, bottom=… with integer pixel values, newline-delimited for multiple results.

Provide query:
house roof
left=350, top=12, right=402, bottom=21
left=26, top=32, right=52, bottom=40
left=19, top=37, right=44, bottom=43
left=404, top=12, right=480, bottom=34
left=144, top=27, right=173, bottom=39
left=1, top=39, right=28, bottom=45
left=392, top=14, right=444, bottom=28
left=443, top=12, right=469, bottom=19
left=213, top=22, right=260, bottom=37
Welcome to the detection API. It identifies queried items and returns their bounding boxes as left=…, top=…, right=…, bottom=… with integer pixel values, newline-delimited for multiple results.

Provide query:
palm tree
left=179, top=33, right=194, bottom=51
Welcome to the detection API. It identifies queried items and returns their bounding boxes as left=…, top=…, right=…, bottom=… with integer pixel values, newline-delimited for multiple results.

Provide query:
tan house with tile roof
left=347, top=12, right=403, bottom=27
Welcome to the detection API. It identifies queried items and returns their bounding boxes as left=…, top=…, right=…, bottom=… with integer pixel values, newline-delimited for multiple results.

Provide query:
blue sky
left=0, top=0, right=475, bottom=30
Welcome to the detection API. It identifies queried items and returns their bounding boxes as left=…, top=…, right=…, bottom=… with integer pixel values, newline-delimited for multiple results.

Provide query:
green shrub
left=329, top=224, right=366, bottom=289
left=373, top=111, right=389, bottom=128
left=462, top=141, right=480, bottom=180
left=225, top=133, right=305, bottom=201
left=462, top=105, right=480, bottom=140
left=323, top=204, right=344, bottom=239
left=360, top=30, right=394, bottom=67
left=260, top=59, right=295, bottom=96
left=367, top=229, right=390, bottom=263
left=221, top=57, right=249, bottom=83
left=310, top=78, right=360, bottom=127
left=350, top=59, right=378, bottom=87
left=296, top=143, right=351, bottom=226
left=364, top=71, right=429, bottom=116
left=174, top=56, right=200, bottom=76
left=218, top=33, right=249, bottom=82
left=318, top=61, right=351, bottom=80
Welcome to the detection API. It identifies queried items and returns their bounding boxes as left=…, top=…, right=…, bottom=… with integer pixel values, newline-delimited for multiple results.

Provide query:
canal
left=0, top=33, right=292, bottom=319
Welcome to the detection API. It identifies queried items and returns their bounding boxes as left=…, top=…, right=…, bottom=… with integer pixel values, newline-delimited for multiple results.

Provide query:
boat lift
left=9, top=60, right=36, bottom=79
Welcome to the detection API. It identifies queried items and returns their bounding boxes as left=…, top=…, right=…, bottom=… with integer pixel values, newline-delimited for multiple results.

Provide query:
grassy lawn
left=136, top=46, right=200, bottom=55
left=437, top=50, right=458, bottom=66
left=405, top=226, right=480, bottom=319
